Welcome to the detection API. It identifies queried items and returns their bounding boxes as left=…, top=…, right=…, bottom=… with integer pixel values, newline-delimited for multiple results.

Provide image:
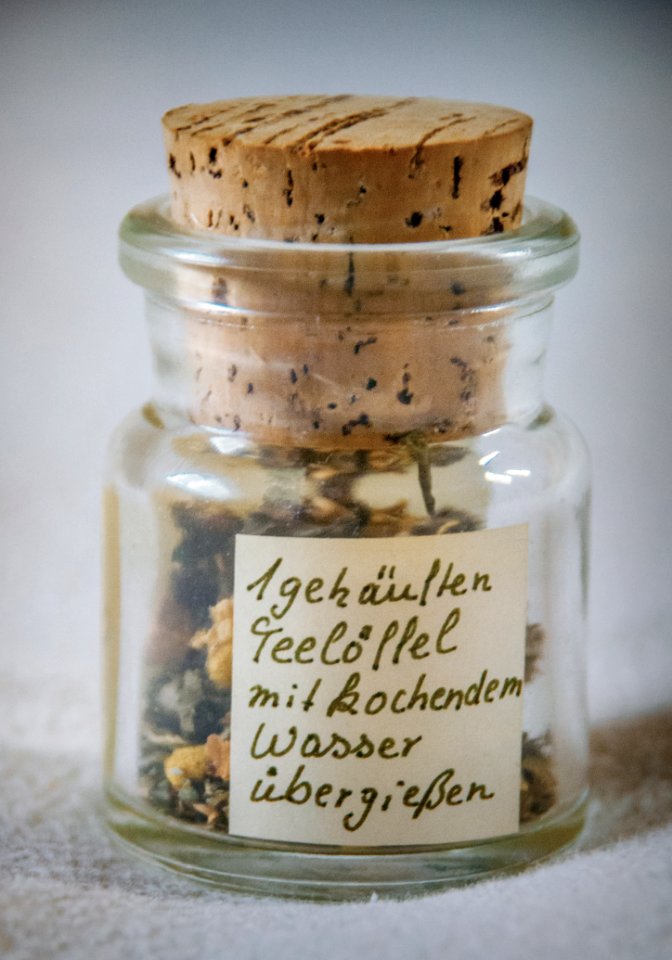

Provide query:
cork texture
left=161, top=94, right=533, bottom=445
left=163, top=95, right=532, bottom=242
left=184, top=306, right=510, bottom=447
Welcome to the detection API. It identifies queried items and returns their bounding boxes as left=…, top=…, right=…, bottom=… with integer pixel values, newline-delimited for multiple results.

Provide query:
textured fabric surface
left=1, top=671, right=671, bottom=960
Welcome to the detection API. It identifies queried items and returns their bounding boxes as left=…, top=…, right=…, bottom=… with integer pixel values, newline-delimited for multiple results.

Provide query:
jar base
left=103, top=784, right=587, bottom=901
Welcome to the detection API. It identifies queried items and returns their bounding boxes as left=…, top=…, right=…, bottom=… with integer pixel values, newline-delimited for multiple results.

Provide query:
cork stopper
left=163, top=95, right=532, bottom=242
left=157, top=95, right=535, bottom=447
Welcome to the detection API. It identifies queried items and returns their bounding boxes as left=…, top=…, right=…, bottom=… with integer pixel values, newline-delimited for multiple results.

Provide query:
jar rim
left=119, top=195, right=579, bottom=309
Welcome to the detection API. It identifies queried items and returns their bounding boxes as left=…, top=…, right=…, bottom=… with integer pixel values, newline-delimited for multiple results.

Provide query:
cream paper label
left=229, top=526, right=528, bottom=847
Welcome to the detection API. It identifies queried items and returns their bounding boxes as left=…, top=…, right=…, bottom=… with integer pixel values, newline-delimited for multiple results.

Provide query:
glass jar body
left=104, top=389, right=589, bottom=899
left=103, top=198, right=589, bottom=898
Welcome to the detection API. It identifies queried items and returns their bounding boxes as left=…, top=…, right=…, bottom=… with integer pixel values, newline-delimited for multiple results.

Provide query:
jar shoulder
left=105, top=404, right=162, bottom=469
left=466, top=406, right=590, bottom=520
left=107, top=402, right=589, bottom=509
left=497, top=405, right=590, bottom=483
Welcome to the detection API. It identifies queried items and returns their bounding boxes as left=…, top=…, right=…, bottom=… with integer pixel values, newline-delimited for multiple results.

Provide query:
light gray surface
left=1, top=1, right=671, bottom=956
left=1, top=672, right=671, bottom=959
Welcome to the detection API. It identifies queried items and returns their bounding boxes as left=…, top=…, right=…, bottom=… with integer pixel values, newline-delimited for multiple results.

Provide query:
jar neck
left=121, top=196, right=578, bottom=448
left=145, top=293, right=553, bottom=448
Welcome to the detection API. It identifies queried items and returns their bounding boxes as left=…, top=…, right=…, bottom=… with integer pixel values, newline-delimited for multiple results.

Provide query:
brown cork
left=160, top=95, right=533, bottom=447
left=181, top=292, right=511, bottom=448
left=163, top=94, right=532, bottom=242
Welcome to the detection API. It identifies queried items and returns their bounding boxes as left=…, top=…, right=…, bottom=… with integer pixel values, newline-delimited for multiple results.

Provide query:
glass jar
left=103, top=195, right=588, bottom=899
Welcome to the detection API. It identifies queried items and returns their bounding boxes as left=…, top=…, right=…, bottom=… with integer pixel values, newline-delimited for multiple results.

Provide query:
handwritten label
left=230, top=526, right=528, bottom=847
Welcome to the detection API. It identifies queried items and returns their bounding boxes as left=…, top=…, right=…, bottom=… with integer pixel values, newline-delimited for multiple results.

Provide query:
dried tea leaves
left=138, top=439, right=554, bottom=836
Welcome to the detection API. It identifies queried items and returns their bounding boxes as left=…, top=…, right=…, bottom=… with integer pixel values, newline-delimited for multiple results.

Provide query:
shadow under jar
left=103, top=196, right=589, bottom=899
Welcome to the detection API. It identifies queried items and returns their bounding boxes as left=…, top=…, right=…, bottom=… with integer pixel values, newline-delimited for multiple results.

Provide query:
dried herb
left=525, top=623, right=545, bottom=683
left=145, top=656, right=230, bottom=742
left=140, top=641, right=232, bottom=828
left=139, top=438, right=554, bottom=836
left=520, top=732, right=557, bottom=823
left=169, top=502, right=243, bottom=630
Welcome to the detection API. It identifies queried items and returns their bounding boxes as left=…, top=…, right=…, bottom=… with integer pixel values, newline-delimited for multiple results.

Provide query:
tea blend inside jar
left=105, top=94, right=589, bottom=898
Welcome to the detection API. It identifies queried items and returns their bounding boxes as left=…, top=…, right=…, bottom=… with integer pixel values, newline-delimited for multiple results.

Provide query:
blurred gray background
left=1, top=0, right=670, bottom=722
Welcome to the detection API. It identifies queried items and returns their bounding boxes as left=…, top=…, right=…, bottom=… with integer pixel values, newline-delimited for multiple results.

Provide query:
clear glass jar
left=104, top=196, right=589, bottom=899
